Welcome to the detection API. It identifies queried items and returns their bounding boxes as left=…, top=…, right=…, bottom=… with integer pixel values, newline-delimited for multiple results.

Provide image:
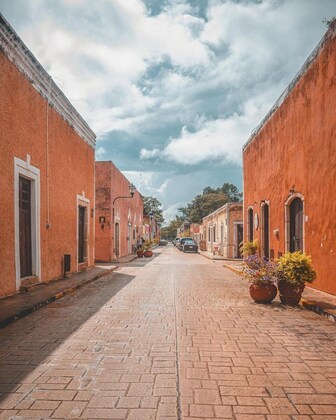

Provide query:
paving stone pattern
left=0, top=246, right=335, bottom=419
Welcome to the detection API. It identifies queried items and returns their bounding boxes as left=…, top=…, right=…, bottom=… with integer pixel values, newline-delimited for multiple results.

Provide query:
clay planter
left=137, top=251, right=143, bottom=258
left=278, top=280, right=305, bottom=305
left=144, top=250, right=153, bottom=258
left=249, top=283, right=277, bottom=304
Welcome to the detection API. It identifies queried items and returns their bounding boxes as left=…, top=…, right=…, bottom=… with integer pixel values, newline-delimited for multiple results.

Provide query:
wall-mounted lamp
left=112, top=183, right=136, bottom=206
left=273, top=228, right=280, bottom=238
left=99, top=216, right=106, bottom=224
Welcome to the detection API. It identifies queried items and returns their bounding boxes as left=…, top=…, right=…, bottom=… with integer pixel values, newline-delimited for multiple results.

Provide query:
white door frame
left=14, top=156, right=41, bottom=290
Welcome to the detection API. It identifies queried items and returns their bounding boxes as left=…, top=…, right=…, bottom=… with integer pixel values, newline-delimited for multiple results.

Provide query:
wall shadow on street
left=0, top=271, right=135, bottom=400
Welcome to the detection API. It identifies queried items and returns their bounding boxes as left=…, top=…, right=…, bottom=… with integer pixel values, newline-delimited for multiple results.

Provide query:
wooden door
left=78, top=206, right=85, bottom=263
left=263, top=204, right=270, bottom=259
left=248, top=208, right=253, bottom=241
left=19, top=176, right=32, bottom=277
left=290, top=198, right=303, bottom=252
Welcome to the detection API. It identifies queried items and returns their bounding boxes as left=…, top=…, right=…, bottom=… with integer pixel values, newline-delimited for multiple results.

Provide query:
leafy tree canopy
left=161, top=216, right=184, bottom=239
left=143, top=196, right=164, bottom=223
left=178, top=182, right=242, bottom=224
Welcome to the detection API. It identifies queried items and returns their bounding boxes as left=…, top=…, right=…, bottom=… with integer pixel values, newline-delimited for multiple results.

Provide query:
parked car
left=159, top=239, right=168, bottom=246
left=182, top=240, right=198, bottom=253
left=178, top=237, right=193, bottom=251
left=173, top=237, right=180, bottom=247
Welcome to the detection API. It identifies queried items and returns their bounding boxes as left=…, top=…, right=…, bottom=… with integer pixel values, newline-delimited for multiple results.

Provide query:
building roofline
left=202, top=201, right=243, bottom=221
left=0, top=13, right=96, bottom=149
left=243, top=23, right=335, bottom=153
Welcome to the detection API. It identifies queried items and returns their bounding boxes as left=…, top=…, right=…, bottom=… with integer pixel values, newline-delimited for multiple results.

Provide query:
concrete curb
left=300, top=298, right=336, bottom=323
left=0, top=267, right=117, bottom=330
left=198, top=251, right=226, bottom=261
left=222, top=263, right=243, bottom=276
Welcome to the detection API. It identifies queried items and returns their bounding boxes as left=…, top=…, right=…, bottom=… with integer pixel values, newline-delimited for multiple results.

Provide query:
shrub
left=240, top=240, right=258, bottom=256
left=276, top=251, right=317, bottom=285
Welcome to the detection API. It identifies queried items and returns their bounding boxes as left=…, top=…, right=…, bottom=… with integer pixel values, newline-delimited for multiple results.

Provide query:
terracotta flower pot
left=137, top=251, right=143, bottom=258
left=249, top=283, right=277, bottom=303
left=278, top=280, right=305, bottom=305
left=144, top=250, right=153, bottom=258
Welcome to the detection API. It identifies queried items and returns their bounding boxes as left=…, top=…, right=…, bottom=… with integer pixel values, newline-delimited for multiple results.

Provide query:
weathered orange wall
left=0, top=51, right=95, bottom=297
left=95, top=162, right=143, bottom=261
left=243, top=29, right=336, bottom=295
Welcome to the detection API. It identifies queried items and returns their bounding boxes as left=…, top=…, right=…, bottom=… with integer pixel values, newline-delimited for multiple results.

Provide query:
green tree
left=178, top=182, right=242, bottom=224
left=220, top=183, right=243, bottom=202
left=143, top=196, right=164, bottom=223
left=161, top=216, right=185, bottom=239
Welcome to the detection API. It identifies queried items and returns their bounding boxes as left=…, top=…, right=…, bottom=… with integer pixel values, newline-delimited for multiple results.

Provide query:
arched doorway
left=289, top=197, right=304, bottom=252
left=261, top=203, right=269, bottom=259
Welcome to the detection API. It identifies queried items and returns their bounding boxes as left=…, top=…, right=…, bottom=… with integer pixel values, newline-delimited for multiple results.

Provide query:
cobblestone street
left=0, top=245, right=336, bottom=419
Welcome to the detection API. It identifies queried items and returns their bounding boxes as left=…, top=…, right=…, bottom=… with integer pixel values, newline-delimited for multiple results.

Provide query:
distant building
left=202, top=203, right=243, bottom=258
left=243, top=22, right=336, bottom=295
left=143, top=214, right=161, bottom=242
left=0, top=14, right=96, bottom=297
left=95, top=161, right=143, bottom=261
left=190, top=223, right=200, bottom=242
left=177, top=221, right=190, bottom=238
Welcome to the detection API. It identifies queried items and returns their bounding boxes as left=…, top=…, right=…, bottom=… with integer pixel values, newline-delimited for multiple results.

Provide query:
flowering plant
left=276, top=251, right=316, bottom=285
left=242, top=254, right=278, bottom=286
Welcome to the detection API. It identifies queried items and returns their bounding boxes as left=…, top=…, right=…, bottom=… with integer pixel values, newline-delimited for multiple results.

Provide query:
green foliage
left=144, top=240, right=152, bottom=250
left=178, top=182, right=242, bottom=223
left=161, top=216, right=185, bottom=239
left=240, top=240, right=258, bottom=257
left=143, top=196, right=164, bottom=223
left=277, top=252, right=317, bottom=285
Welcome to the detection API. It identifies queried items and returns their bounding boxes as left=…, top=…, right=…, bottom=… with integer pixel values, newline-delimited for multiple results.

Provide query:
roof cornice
left=243, top=24, right=336, bottom=153
left=0, top=13, right=96, bottom=149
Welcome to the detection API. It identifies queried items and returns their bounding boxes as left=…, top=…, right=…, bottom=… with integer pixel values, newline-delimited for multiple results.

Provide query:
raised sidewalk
left=199, top=250, right=336, bottom=322
left=0, top=254, right=137, bottom=329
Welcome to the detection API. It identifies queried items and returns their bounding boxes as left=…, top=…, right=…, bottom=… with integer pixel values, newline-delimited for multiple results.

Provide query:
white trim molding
left=76, top=194, right=90, bottom=271
left=14, top=156, right=41, bottom=290
left=0, top=13, right=96, bottom=149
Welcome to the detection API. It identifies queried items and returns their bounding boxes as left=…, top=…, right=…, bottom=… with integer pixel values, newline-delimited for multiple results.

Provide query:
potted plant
left=144, top=240, right=153, bottom=258
left=276, top=251, right=316, bottom=305
left=240, top=240, right=258, bottom=257
left=242, top=254, right=278, bottom=303
left=137, top=247, right=144, bottom=258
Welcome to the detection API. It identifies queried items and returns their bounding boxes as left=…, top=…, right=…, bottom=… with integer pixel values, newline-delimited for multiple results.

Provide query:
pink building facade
left=95, top=162, right=143, bottom=261
left=0, top=15, right=96, bottom=297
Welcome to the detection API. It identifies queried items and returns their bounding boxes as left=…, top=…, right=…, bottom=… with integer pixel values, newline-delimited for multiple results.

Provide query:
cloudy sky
left=1, top=0, right=334, bottom=222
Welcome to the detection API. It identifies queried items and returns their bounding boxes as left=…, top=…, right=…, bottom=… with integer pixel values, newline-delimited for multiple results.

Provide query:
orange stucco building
left=0, top=15, right=96, bottom=297
left=243, top=23, right=336, bottom=295
left=95, top=162, right=143, bottom=261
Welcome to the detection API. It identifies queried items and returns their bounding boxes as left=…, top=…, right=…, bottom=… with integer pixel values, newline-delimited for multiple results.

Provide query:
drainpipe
left=226, top=204, right=230, bottom=258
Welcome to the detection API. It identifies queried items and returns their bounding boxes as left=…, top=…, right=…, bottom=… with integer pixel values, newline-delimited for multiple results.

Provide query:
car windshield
left=181, top=238, right=192, bottom=243
left=184, top=240, right=196, bottom=245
